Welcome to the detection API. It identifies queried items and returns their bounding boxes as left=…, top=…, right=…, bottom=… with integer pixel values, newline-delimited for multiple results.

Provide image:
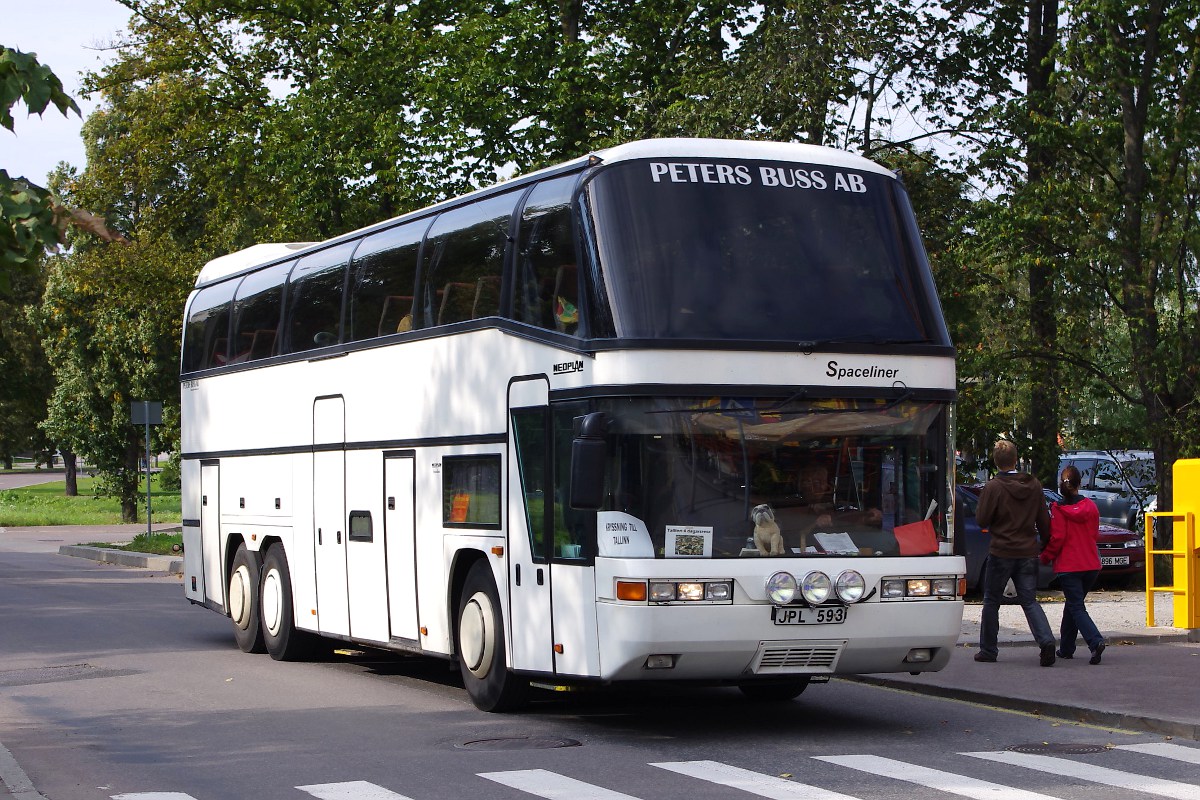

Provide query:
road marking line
left=295, top=781, right=416, bottom=799
left=652, top=760, right=862, bottom=799
left=479, top=769, right=643, bottom=799
left=1118, top=743, right=1200, bottom=765
left=965, top=750, right=1200, bottom=799
left=111, top=795, right=197, bottom=799
left=815, top=754, right=1060, bottom=800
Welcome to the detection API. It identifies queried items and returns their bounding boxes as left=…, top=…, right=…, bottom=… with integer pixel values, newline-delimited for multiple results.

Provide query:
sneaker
left=1055, top=649, right=1074, bottom=659
left=1089, top=642, right=1106, bottom=665
left=1040, top=643, right=1056, bottom=667
left=973, top=651, right=996, bottom=663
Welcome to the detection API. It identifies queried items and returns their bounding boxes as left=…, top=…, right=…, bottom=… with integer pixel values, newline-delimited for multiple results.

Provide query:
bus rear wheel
left=737, top=677, right=811, bottom=701
left=229, top=544, right=265, bottom=653
left=457, top=560, right=528, bottom=712
left=260, top=544, right=311, bottom=661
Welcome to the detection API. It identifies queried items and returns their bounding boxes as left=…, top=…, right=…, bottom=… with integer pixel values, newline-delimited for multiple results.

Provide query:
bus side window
left=285, top=241, right=357, bottom=354
left=231, top=261, right=292, bottom=363
left=417, top=190, right=520, bottom=328
left=347, top=221, right=428, bottom=342
left=513, top=175, right=579, bottom=335
left=182, top=280, right=238, bottom=371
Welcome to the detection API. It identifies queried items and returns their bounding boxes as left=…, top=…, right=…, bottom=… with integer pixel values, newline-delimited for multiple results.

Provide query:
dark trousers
left=1056, top=569, right=1104, bottom=655
left=978, top=555, right=1054, bottom=657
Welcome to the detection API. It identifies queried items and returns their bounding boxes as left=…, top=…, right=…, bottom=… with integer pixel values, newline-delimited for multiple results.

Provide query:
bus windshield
left=583, top=159, right=949, bottom=345
left=557, top=396, right=952, bottom=560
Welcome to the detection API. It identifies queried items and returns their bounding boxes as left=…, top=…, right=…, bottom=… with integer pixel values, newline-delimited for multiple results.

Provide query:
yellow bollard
left=1144, top=458, right=1199, bottom=630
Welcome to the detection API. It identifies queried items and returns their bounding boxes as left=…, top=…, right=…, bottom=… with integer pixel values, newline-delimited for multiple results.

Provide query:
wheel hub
left=262, top=569, right=282, bottom=636
left=230, top=566, right=251, bottom=629
left=459, top=591, right=494, bottom=679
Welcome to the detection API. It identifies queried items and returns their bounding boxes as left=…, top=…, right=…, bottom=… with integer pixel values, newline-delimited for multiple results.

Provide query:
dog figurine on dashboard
left=751, top=503, right=785, bottom=556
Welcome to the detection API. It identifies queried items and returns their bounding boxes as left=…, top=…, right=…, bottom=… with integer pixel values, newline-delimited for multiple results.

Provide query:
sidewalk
left=855, top=590, right=1200, bottom=740
left=0, top=524, right=183, bottom=572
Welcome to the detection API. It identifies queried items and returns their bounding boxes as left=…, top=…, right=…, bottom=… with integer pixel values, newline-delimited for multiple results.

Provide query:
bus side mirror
left=570, top=412, right=609, bottom=510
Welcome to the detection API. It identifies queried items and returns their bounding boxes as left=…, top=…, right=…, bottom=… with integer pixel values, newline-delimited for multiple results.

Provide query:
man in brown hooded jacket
left=974, top=439, right=1056, bottom=666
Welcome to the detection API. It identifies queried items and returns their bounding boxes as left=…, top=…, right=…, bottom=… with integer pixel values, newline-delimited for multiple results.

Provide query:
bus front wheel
left=457, top=560, right=528, bottom=712
left=229, top=544, right=265, bottom=653
left=260, top=545, right=311, bottom=661
left=737, top=677, right=811, bottom=701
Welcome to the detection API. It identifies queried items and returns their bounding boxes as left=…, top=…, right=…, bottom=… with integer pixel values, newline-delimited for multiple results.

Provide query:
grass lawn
left=0, top=475, right=182, bottom=527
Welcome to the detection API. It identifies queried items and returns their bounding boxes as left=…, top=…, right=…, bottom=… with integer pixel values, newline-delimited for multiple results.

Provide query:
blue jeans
left=1056, top=569, right=1103, bottom=655
left=978, top=556, right=1054, bottom=657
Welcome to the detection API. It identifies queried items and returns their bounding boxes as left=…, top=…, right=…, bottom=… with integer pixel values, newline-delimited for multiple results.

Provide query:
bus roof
left=194, top=138, right=896, bottom=287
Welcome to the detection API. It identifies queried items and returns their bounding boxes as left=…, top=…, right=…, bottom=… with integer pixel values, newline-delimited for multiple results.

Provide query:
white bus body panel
left=593, top=555, right=964, bottom=681
left=313, top=396, right=349, bottom=636
left=346, top=448, right=388, bottom=643
left=384, top=455, right=419, bottom=642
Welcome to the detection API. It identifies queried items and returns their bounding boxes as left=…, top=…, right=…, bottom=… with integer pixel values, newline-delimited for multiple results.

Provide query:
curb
left=57, top=545, right=183, bottom=573
left=844, top=674, right=1200, bottom=741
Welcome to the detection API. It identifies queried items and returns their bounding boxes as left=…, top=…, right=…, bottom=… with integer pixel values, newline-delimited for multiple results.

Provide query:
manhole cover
left=456, top=737, right=581, bottom=751
left=1006, top=743, right=1110, bottom=755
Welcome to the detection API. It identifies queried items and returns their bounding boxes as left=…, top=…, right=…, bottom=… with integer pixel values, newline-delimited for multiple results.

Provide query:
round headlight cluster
left=765, top=569, right=868, bottom=605
left=766, top=571, right=798, bottom=604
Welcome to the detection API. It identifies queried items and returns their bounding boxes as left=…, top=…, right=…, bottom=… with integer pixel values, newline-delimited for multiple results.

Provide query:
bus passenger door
left=384, top=453, right=419, bottom=642
left=313, top=396, right=349, bottom=636
left=507, top=378, right=554, bottom=674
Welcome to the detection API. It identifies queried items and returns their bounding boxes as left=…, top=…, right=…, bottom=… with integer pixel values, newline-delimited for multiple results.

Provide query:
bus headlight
left=800, top=571, right=831, bottom=605
left=676, top=582, right=705, bottom=601
left=766, top=571, right=798, bottom=605
left=649, top=582, right=677, bottom=602
left=835, top=570, right=866, bottom=603
left=932, top=578, right=956, bottom=597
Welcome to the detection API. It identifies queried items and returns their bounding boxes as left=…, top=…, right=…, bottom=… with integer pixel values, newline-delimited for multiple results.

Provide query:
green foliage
left=0, top=47, right=81, bottom=287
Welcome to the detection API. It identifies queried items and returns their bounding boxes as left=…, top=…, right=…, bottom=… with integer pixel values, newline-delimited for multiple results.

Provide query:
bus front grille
left=751, top=640, right=846, bottom=674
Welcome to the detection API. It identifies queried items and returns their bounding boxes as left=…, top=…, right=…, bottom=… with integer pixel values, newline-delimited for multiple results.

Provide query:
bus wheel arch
left=228, top=542, right=265, bottom=653
left=455, top=559, right=528, bottom=712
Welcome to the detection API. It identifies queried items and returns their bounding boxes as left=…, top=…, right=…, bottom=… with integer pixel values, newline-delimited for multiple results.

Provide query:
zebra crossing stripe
left=479, top=769, right=643, bottom=800
left=814, top=754, right=1060, bottom=800
left=965, top=750, right=1200, bottom=800
left=295, top=780, right=416, bottom=800
left=652, top=760, right=862, bottom=799
left=110, top=795, right=197, bottom=799
left=1118, top=743, right=1200, bottom=765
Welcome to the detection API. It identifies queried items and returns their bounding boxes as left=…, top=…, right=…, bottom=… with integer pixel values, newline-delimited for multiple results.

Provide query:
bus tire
left=229, top=544, right=265, bottom=653
left=737, top=677, right=810, bottom=701
left=260, top=544, right=310, bottom=661
left=457, top=560, right=528, bottom=712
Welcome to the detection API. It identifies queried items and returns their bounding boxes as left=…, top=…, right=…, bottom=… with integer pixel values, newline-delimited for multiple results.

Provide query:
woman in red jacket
left=1041, top=465, right=1106, bottom=664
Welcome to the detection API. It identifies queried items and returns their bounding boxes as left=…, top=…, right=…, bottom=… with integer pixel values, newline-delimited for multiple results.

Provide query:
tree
left=0, top=47, right=81, bottom=290
left=38, top=236, right=196, bottom=521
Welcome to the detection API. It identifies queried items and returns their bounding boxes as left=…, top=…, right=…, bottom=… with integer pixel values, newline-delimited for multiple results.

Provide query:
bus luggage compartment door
left=313, top=396, right=349, bottom=636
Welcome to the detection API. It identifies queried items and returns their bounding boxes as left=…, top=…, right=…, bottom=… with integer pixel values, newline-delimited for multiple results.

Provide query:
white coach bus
left=180, top=138, right=964, bottom=711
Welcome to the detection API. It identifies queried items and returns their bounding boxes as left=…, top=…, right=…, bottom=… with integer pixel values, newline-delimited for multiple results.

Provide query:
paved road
left=0, top=471, right=67, bottom=490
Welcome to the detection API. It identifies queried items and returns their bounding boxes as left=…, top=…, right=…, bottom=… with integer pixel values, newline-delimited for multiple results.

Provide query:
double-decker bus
left=180, top=138, right=963, bottom=711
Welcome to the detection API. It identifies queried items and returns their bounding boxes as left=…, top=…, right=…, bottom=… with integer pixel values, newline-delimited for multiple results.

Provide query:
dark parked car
left=955, top=485, right=1145, bottom=592
left=1058, top=449, right=1157, bottom=531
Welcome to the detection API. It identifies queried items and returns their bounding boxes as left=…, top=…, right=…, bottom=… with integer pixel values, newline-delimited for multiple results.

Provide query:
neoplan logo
left=554, top=360, right=584, bottom=375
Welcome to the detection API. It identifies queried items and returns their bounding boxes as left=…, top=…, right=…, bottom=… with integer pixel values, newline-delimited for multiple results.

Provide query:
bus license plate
left=772, top=606, right=847, bottom=625
left=1100, top=555, right=1129, bottom=566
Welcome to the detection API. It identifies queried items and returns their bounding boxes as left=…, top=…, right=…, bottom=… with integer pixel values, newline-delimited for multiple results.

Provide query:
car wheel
left=457, top=560, right=529, bottom=712
left=229, top=544, right=265, bottom=653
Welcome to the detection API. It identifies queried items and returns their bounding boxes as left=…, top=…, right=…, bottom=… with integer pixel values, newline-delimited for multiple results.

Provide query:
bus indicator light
left=616, top=581, right=647, bottom=601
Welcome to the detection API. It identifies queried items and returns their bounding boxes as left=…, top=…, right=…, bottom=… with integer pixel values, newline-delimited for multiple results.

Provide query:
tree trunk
left=122, top=440, right=140, bottom=523
left=1024, top=0, right=1060, bottom=486
left=63, top=450, right=78, bottom=497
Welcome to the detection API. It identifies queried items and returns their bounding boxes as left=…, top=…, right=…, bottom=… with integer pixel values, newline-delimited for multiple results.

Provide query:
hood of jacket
left=1053, top=496, right=1094, bottom=522
left=991, top=472, right=1044, bottom=500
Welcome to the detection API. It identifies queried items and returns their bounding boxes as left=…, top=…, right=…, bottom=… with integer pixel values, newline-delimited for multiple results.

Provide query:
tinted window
left=231, top=261, right=292, bottom=363
left=347, top=221, right=429, bottom=341
left=418, top=191, right=519, bottom=328
left=512, top=408, right=548, bottom=559
left=285, top=242, right=356, bottom=353
left=583, top=159, right=950, bottom=344
left=513, top=176, right=580, bottom=335
left=442, top=455, right=501, bottom=528
left=182, top=281, right=238, bottom=371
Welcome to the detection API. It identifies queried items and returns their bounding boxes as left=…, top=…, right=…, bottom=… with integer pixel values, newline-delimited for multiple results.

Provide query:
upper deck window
left=512, top=175, right=580, bottom=335
left=182, top=280, right=238, bottom=371
left=417, top=190, right=521, bottom=328
left=230, top=261, right=292, bottom=363
left=582, top=159, right=950, bottom=346
left=285, top=241, right=357, bottom=353
left=347, top=220, right=429, bottom=340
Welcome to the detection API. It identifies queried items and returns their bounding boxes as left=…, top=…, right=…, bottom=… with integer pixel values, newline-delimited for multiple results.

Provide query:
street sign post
left=131, top=401, right=163, bottom=538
